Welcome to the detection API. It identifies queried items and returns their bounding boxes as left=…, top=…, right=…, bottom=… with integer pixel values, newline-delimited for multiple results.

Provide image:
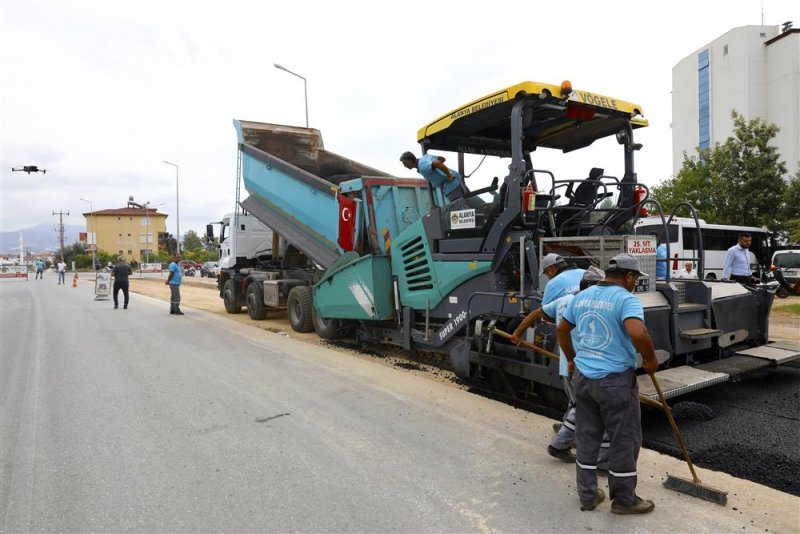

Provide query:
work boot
left=113, top=304, right=118, bottom=309
left=611, top=497, right=655, bottom=515
left=173, top=310, right=185, bottom=316
left=547, top=445, right=576, bottom=463
left=580, top=489, right=605, bottom=511
left=123, top=305, right=128, bottom=309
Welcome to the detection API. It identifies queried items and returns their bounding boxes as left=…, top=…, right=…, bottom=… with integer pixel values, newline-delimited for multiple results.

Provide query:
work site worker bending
left=558, top=253, right=659, bottom=515
left=400, top=151, right=466, bottom=202
left=511, top=267, right=610, bottom=467
left=540, top=253, right=586, bottom=304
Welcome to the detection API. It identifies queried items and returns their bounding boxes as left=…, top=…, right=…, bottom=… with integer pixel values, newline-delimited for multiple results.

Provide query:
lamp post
left=274, top=63, right=308, bottom=128
left=163, top=160, right=180, bottom=254
left=79, top=197, right=96, bottom=271
left=143, top=201, right=165, bottom=264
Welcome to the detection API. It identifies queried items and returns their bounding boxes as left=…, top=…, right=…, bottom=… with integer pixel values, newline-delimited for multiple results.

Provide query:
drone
left=11, top=165, right=47, bottom=174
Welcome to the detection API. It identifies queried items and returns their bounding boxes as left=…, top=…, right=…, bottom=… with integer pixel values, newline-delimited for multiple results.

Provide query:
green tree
left=182, top=229, right=203, bottom=252
left=782, top=168, right=800, bottom=243
left=652, top=110, right=789, bottom=236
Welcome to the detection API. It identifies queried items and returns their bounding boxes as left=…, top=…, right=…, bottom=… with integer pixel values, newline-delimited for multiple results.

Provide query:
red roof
left=83, top=208, right=167, bottom=217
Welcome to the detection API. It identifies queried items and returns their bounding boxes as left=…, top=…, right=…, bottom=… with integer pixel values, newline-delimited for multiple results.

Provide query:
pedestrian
left=558, top=253, right=659, bottom=514
left=400, top=151, right=466, bottom=202
left=57, top=259, right=66, bottom=285
left=511, top=267, right=610, bottom=467
left=722, top=232, right=757, bottom=286
left=676, top=262, right=698, bottom=279
left=540, top=253, right=586, bottom=305
left=111, top=256, right=132, bottom=309
left=166, top=253, right=184, bottom=315
left=35, top=259, right=45, bottom=279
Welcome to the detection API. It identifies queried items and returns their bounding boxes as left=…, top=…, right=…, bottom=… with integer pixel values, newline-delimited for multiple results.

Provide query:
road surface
left=1, top=278, right=797, bottom=532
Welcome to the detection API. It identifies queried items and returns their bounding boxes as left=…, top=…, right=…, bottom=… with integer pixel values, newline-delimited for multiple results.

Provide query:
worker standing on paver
left=400, top=151, right=466, bottom=202
left=557, top=253, right=659, bottom=514
left=165, top=253, right=184, bottom=315
left=540, top=254, right=586, bottom=305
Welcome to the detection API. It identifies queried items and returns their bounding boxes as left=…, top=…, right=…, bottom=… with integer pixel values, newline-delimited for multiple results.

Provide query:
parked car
left=200, top=261, right=219, bottom=278
left=179, top=260, right=202, bottom=270
left=771, top=250, right=800, bottom=285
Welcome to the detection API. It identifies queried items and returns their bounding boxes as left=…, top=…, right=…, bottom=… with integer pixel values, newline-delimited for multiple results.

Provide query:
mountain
left=0, top=223, right=85, bottom=254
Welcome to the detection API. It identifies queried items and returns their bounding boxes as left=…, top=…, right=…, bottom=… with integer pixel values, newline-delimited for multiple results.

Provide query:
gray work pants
left=170, top=284, right=181, bottom=312
left=550, top=405, right=610, bottom=470
left=573, top=368, right=641, bottom=506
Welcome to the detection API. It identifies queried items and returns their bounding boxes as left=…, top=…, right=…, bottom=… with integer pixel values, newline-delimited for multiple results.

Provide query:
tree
left=182, top=229, right=203, bottom=252
left=652, top=110, right=790, bottom=237
left=782, top=168, right=800, bottom=243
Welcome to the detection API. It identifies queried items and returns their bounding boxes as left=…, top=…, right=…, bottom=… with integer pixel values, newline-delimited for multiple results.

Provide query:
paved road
left=1, top=278, right=797, bottom=533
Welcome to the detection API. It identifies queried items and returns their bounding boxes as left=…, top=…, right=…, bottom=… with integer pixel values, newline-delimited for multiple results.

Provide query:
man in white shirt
left=57, top=259, right=66, bottom=285
left=676, top=262, right=698, bottom=279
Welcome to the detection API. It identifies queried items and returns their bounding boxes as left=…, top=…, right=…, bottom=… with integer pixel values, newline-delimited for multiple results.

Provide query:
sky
left=0, top=0, right=796, bottom=248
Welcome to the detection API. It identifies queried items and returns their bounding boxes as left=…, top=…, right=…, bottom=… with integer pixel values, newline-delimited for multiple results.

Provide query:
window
left=697, top=49, right=710, bottom=150
left=127, top=250, right=132, bottom=255
left=118, top=250, right=123, bottom=255
left=140, top=233, right=153, bottom=244
left=636, top=224, right=678, bottom=243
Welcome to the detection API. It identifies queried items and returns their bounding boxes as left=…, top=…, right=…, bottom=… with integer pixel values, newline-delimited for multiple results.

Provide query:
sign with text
left=449, top=209, right=476, bottom=230
left=140, top=263, right=163, bottom=273
left=0, top=265, right=29, bottom=278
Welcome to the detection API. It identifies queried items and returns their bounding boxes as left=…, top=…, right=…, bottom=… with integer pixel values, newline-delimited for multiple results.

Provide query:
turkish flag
left=338, top=195, right=357, bottom=251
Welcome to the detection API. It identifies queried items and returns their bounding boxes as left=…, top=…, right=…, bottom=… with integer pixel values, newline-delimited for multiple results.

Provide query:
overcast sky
left=1, top=0, right=795, bottom=244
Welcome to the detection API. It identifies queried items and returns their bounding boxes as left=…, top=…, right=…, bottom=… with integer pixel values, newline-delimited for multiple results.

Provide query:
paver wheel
left=287, top=286, right=313, bottom=332
left=312, top=304, right=342, bottom=340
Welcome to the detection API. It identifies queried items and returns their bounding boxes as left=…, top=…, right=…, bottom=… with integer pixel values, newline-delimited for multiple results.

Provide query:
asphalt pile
left=641, top=366, right=800, bottom=496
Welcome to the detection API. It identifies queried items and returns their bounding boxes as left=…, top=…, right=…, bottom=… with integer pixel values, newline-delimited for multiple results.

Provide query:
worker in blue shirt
left=512, top=267, right=610, bottom=466
left=655, top=239, right=667, bottom=280
left=722, top=232, right=756, bottom=286
left=558, top=253, right=659, bottom=515
left=400, top=151, right=465, bottom=202
left=541, top=253, right=586, bottom=305
left=165, top=253, right=184, bottom=315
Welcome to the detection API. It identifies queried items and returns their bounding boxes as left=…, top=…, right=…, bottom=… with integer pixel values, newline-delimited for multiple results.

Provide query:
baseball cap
left=583, top=266, right=606, bottom=282
left=540, top=253, right=565, bottom=273
left=607, top=253, right=644, bottom=275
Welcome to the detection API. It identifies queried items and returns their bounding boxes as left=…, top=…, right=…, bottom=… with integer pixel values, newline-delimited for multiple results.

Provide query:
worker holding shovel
left=558, top=253, right=659, bottom=515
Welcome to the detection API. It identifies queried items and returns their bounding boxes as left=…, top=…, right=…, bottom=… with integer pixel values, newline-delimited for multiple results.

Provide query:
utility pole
left=52, top=210, right=69, bottom=260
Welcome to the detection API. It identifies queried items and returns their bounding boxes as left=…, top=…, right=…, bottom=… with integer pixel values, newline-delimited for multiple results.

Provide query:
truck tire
left=223, top=279, right=242, bottom=314
left=246, top=283, right=268, bottom=320
left=312, top=305, right=342, bottom=340
left=287, top=286, right=313, bottom=332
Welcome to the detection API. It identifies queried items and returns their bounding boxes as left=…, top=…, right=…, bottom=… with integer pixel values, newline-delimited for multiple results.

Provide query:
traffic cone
left=72, top=273, right=78, bottom=288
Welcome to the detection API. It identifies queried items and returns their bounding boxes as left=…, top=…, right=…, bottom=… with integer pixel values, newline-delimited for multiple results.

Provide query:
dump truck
left=216, top=81, right=799, bottom=404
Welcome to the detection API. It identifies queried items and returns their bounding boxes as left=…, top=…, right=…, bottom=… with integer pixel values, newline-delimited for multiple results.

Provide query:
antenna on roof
left=782, top=21, right=793, bottom=32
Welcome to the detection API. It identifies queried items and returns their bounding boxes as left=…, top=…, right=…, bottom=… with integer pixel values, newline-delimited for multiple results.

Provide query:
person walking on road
left=111, top=256, right=133, bottom=309
left=57, top=259, right=66, bottom=285
left=511, top=267, right=610, bottom=467
left=557, top=253, right=659, bottom=515
left=166, top=253, right=184, bottom=315
left=35, top=259, right=45, bottom=280
left=722, top=232, right=757, bottom=286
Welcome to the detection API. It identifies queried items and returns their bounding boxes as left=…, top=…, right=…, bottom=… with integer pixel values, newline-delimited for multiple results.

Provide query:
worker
left=722, top=232, right=757, bottom=286
left=540, top=253, right=586, bottom=305
left=558, top=253, right=659, bottom=514
left=654, top=235, right=668, bottom=280
left=511, top=267, right=610, bottom=466
left=400, top=151, right=465, bottom=202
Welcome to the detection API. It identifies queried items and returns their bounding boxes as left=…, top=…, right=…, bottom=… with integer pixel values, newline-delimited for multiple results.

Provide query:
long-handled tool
left=495, top=327, right=728, bottom=505
left=649, top=373, right=728, bottom=505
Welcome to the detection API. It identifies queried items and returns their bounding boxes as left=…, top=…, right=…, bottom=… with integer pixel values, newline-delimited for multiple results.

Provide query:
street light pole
left=163, top=160, right=180, bottom=254
left=79, top=198, right=96, bottom=271
left=274, top=63, right=308, bottom=128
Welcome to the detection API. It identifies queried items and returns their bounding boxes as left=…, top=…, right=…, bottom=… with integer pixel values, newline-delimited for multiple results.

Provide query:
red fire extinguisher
left=634, top=186, right=647, bottom=216
left=523, top=184, right=536, bottom=212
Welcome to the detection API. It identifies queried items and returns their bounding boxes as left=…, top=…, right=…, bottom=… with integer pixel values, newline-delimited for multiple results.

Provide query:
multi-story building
left=83, top=206, right=168, bottom=263
left=672, top=24, right=799, bottom=178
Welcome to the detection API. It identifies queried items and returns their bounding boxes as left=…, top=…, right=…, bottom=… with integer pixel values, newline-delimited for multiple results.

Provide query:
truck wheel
left=312, top=305, right=341, bottom=340
left=246, top=283, right=267, bottom=320
left=287, top=286, right=313, bottom=332
left=223, top=279, right=242, bottom=314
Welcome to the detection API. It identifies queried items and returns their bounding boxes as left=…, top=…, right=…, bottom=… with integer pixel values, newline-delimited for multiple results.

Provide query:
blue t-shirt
left=656, top=243, right=667, bottom=279
left=562, top=283, right=644, bottom=379
left=36, top=260, right=44, bottom=270
left=542, top=293, right=575, bottom=377
left=168, top=261, right=183, bottom=285
left=417, top=154, right=463, bottom=196
left=542, top=267, right=585, bottom=305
